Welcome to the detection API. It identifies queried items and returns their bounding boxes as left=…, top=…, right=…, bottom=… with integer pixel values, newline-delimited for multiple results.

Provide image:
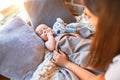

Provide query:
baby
left=35, top=24, right=83, bottom=51
left=35, top=24, right=56, bottom=51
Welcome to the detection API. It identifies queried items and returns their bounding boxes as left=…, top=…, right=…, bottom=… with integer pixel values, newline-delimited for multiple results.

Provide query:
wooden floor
left=0, top=75, right=10, bottom=80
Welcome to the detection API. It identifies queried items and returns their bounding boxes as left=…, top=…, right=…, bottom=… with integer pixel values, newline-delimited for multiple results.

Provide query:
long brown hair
left=83, top=0, right=120, bottom=71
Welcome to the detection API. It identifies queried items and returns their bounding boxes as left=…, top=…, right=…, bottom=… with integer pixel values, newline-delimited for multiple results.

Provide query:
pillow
left=0, top=16, right=45, bottom=80
left=24, top=0, right=76, bottom=29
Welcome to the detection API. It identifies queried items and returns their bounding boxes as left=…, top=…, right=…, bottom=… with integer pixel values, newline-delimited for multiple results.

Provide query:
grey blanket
left=54, top=33, right=90, bottom=80
left=31, top=33, right=91, bottom=80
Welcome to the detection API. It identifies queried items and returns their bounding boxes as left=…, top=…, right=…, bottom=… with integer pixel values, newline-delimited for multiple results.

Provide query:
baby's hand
left=46, top=28, right=54, bottom=38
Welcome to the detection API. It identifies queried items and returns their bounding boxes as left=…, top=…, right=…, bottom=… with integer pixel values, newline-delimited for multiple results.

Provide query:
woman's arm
left=92, top=74, right=105, bottom=80
left=52, top=50, right=105, bottom=80
left=64, top=61, right=96, bottom=80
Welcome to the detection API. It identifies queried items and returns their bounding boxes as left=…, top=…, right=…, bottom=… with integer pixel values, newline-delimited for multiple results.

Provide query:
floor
left=0, top=75, right=10, bottom=80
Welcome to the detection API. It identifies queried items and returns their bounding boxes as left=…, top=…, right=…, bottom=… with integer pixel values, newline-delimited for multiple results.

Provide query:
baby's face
left=35, top=24, right=53, bottom=41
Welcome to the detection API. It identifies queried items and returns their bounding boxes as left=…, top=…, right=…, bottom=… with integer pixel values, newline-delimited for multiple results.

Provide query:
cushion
left=0, top=16, right=45, bottom=80
left=24, top=0, right=76, bottom=29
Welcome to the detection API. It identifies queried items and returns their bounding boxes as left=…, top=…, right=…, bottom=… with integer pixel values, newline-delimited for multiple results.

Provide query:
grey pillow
left=24, top=0, right=76, bottom=29
left=0, top=16, right=45, bottom=80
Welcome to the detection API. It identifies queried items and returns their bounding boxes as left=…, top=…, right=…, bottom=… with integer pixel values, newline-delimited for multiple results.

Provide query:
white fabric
left=30, top=51, right=58, bottom=80
left=105, top=54, right=120, bottom=80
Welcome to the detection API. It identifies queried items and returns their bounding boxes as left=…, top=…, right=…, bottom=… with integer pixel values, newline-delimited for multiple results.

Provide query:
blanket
left=31, top=33, right=91, bottom=80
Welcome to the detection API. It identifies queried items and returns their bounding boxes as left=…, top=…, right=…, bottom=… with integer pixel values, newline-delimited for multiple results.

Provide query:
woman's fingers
left=51, top=50, right=69, bottom=67
left=52, top=50, right=66, bottom=61
left=52, top=50, right=60, bottom=61
left=51, top=56, right=56, bottom=62
left=59, top=49, right=65, bottom=55
left=51, top=52, right=58, bottom=64
left=53, top=50, right=61, bottom=58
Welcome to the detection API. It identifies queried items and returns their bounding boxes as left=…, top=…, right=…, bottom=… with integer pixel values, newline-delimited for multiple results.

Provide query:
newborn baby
left=35, top=24, right=83, bottom=51
left=35, top=24, right=56, bottom=51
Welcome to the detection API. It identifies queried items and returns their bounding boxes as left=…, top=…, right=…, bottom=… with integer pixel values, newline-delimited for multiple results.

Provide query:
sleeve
left=105, top=55, right=120, bottom=80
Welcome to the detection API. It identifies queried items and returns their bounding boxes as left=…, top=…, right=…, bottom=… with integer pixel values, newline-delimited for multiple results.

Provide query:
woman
left=52, top=0, right=120, bottom=80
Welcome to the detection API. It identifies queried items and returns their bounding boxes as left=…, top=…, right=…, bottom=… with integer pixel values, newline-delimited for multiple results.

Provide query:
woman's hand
left=51, top=50, right=70, bottom=67
left=52, top=50, right=99, bottom=80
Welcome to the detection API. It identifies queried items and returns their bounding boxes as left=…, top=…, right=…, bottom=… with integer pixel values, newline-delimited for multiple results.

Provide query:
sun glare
left=0, top=0, right=26, bottom=11
left=0, top=0, right=28, bottom=22
left=0, top=13, right=4, bottom=21
left=12, top=0, right=26, bottom=9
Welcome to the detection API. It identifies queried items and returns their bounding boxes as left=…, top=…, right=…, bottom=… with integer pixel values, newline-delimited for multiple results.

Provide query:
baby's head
left=35, top=24, right=53, bottom=41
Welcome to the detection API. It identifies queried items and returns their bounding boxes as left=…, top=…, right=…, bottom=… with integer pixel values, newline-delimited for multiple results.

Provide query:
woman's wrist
left=64, top=61, right=72, bottom=68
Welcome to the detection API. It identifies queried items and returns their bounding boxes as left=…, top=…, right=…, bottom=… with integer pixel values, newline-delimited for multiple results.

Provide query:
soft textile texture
left=24, top=0, right=76, bottom=29
left=0, top=17, right=45, bottom=80
left=105, top=54, right=120, bottom=80
left=55, top=33, right=90, bottom=65
left=30, top=51, right=58, bottom=80
left=55, top=33, right=90, bottom=80
left=31, top=33, right=91, bottom=80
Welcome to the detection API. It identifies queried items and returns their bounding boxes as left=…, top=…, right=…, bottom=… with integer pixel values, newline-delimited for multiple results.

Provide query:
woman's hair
left=83, top=0, right=120, bottom=71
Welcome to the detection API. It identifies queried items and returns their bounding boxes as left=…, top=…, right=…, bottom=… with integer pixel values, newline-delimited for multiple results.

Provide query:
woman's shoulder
left=105, top=54, right=120, bottom=80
